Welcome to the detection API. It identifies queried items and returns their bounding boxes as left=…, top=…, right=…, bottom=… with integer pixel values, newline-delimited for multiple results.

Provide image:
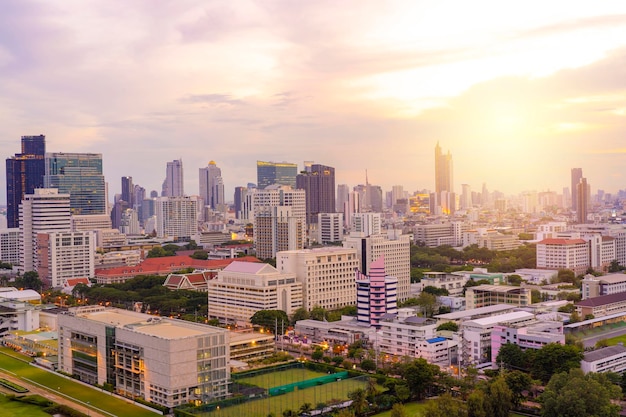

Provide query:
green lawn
left=373, top=401, right=427, bottom=416
left=603, top=333, right=626, bottom=346
left=0, top=393, right=53, bottom=417
left=0, top=347, right=157, bottom=417
left=237, top=368, right=328, bottom=389
left=198, top=377, right=368, bottom=417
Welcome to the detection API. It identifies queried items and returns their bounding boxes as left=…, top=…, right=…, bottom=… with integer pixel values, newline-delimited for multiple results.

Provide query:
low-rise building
left=163, top=270, right=219, bottom=292
left=491, top=320, right=564, bottom=361
left=229, top=331, right=275, bottom=365
left=417, top=337, right=459, bottom=368
left=58, top=306, right=230, bottom=408
left=377, top=308, right=438, bottom=358
left=581, top=345, right=626, bottom=374
left=581, top=273, right=626, bottom=300
left=465, top=285, right=531, bottom=309
left=421, top=272, right=467, bottom=297
left=294, top=316, right=375, bottom=346
left=576, top=292, right=626, bottom=318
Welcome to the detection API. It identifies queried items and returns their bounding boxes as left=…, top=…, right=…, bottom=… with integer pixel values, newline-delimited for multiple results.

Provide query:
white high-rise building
left=343, top=231, right=411, bottom=301
left=162, top=159, right=184, bottom=197
left=37, top=230, right=95, bottom=288
left=19, top=189, right=72, bottom=273
left=120, top=208, right=141, bottom=236
left=351, top=213, right=381, bottom=237
left=155, top=196, right=198, bottom=239
left=0, top=228, right=20, bottom=266
left=277, top=247, right=360, bottom=310
left=318, top=213, right=343, bottom=243
left=199, top=161, right=225, bottom=211
left=253, top=185, right=306, bottom=259
left=336, top=184, right=349, bottom=213
left=343, top=191, right=361, bottom=229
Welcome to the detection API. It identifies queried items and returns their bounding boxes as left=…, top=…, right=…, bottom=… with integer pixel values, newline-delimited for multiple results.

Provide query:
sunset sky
left=1, top=1, right=626, bottom=202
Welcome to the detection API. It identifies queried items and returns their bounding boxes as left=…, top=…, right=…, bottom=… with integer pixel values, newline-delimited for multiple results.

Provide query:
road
left=582, top=326, right=626, bottom=349
left=0, top=370, right=106, bottom=417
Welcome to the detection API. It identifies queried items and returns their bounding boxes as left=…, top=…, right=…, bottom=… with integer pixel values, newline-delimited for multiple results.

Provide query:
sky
left=1, top=0, right=626, bottom=203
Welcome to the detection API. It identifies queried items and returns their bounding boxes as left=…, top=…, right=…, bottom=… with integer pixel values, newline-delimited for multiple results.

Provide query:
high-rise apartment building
left=162, top=159, right=184, bottom=197
left=155, top=196, right=198, bottom=239
left=318, top=213, right=343, bottom=243
left=44, top=152, right=106, bottom=215
left=19, top=189, right=72, bottom=273
left=0, top=228, right=20, bottom=266
left=435, top=141, right=453, bottom=195
left=296, top=164, right=335, bottom=225
left=571, top=168, right=583, bottom=211
left=5, top=135, right=46, bottom=228
left=256, top=161, right=297, bottom=190
left=199, top=161, right=225, bottom=210
left=253, top=185, right=306, bottom=259
left=577, top=177, right=590, bottom=224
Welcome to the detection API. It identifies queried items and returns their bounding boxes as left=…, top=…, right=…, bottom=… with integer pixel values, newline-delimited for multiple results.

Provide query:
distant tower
left=44, top=152, right=106, bottom=215
left=296, top=164, right=335, bottom=225
left=199, top=161, right=225, bottom=210
left=460, top=184, right=471, bottom=210
left=162, top=159, right=184, bottom=197
left=121, top=176, right=134, bottom=207
left=336, top=184, right=349, bottom=213
left=435, top=142, right=453, bottom=195
left=571, top=168, right=583, bottom=211
left=5, top=135, right=46, bottom=228
left=576, top=177, right=590, bottom=224
left=256, top=161, right=297, bottom=190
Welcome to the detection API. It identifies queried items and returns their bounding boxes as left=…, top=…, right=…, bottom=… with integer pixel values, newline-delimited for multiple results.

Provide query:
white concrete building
left=417, top=337, right=459, bottom=368
left=58, top=306, right=229, bottom=408
left=277, top=247, right=359, bottom=310
left=19, top=189, right=72, bottom=273
left=377, top=308, right=438, bottom=358
left=350, top=213, right=381, bottom=237
left=71, top=214, right=112, bottom=231
left=582, top=273, right=626, bottom=300
left=207, top=262, right=303, bottom=324
left=0, top=228, right=20, bottom=266
left=37, top=230, right=96, bottom=288
left=536, top=238, right=590, bottom=275
left=343, top=232, right=411, bottom=301
left=491, top=320, right=564, bottom=361
left=421, top=272, right=468, bottom=297
left=581, top=345, right=626, bottom=374
left=155, top=196, right=198, bottom=239
left=318, top=212, right=343, bottom=244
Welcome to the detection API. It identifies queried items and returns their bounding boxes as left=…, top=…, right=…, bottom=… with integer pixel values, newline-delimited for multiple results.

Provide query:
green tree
left=310, top=305, right=327, bottom=321
left=20, top=271, right=43, bottom=292
left=466, top=389, right=487, bottom=417
left=348, top=388, right=368, bottom=416
left=531, top=343, right=583, bottom=384
left=311, top=349, right=324, bottom=362
left=190, top=250, right=208, bottom=260
left=290, top=307, right=309, bottom=324
left=436, top=322, right=459, bottom=332
left=416, top=292, right=438, bottom=317
left=496, top=343, right=527, bottom=371
left=423, top=286, right=449, bottom=296
left=401, top=358, right=438, bottom=400
left=249, top=310, right=289, bottom=332
left=390, top=403, right=409, bottom=417
left=361, top=359, right=376, bottom=372
left=541, top=368, right=621, bottom=417
left=423, top=393, right=466, bottom=417
left=608, top=260, right=623, bottom=273
left=504, top=370, right=532, bottom=407
left=507, top=274, right=523, bottom=286
left=484, top=376, right=513, bottom=417
left=395, top=384, right=410, bottom=402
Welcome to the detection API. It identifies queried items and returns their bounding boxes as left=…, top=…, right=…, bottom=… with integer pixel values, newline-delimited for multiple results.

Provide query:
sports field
left=0, top=393, right=51, bottom=417
left=236, top=367, right=328, bottom=389
left=603, top=333, right=626, bottom=346
left=198, top=377, right=368, bottom=417
left=0, top=347, right=157, bottom=417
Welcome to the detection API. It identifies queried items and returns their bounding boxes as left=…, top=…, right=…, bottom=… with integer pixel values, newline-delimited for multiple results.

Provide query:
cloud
left=180, top=94, right=246, bottom=106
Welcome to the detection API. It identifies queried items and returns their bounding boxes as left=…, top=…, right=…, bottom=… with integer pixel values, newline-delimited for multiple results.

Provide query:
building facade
left=37, top=230, right=95, bottom=288
left=0, top=228, right=20, bottom=266
left=5, top=135, right=46, bottom=228
left=277, top=247, right=360, bottom=310
left=296, top=164, right=335, bottom=225
left=355, top=256, right=398, bottom=327
left=536, top=238, right=590, bottom=275
left=44, top=152, right=106, bottom=215
left=207, top=262, right=303, bottom=324
left=58, top=306, right=230, bottom=408
left=155, top=196, right=198, bottom=239
left=256, top=161, right=297, bottom=190
left=162, top=159, right=184, bottom=197
left=199, top=161, right=225, bottom=211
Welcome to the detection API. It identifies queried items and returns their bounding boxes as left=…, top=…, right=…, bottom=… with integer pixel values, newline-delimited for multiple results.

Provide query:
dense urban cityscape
left=1, top=2, right=626, bottom=417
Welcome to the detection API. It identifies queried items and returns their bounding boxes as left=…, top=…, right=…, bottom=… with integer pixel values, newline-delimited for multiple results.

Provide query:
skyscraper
left=199, top=161, right=225, bottom=210
left=571, top=168, right=583, bottom=210
left=162, top=159, right=184, bottom=197
left=296, top=164, right=335, bottom=225
left=5, top=135, right=46, bottom=228
left=44, top=152, right=106, bottom=215
left=121, top=176, right=134, bottom=207
left=155, top=196, right=198, bottom=239
left=434, top=142, right=453, bottom=195
left=256, top=161, right=297, bottom=190
left=576, top=177, right=590, bottom=224
left=336, top=184, right=349, bottom=213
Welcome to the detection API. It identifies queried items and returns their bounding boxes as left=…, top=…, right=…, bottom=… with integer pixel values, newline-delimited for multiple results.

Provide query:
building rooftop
left=577, top=292, right=626, bottom=308
left=467, top=311, right=535, bottom=327
left=426, top=337, right=447, bottom=344
left=434, top=304, right=516, bottom=320
left=468, top=284, right=527, bottom=294
left=538, top=238, right=587, bottom=245
left=583, top=344, right=626, bottom=363
left=222, top=262, right=277, bottom=275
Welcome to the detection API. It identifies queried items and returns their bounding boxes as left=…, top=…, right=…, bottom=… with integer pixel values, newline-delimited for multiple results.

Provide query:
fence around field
left=268, top=371, right=349, bottom=396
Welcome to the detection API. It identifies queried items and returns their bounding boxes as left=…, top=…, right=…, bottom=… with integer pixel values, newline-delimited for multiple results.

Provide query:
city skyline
left=1, top=2, right=626, bottom=201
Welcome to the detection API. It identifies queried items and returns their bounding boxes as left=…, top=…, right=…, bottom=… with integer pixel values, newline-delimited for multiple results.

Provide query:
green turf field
left=236, top=368, right=328, bottom=389
left=0, top=393, right=51, bottom=417
left=372, top=401, right=427, bottom=416
left=603, top=333, right=626, bottom=346
left=0, top=347, right=157, bottom=417
left=198, top=377, right=368, bottom=417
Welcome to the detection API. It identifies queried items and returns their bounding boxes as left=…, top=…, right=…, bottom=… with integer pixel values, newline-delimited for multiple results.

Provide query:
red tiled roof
left=538, top=238, right=587, bottom=245
left=96, top=255, right=260, bottom=278
left=65, top=277, right=90, bottom=287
